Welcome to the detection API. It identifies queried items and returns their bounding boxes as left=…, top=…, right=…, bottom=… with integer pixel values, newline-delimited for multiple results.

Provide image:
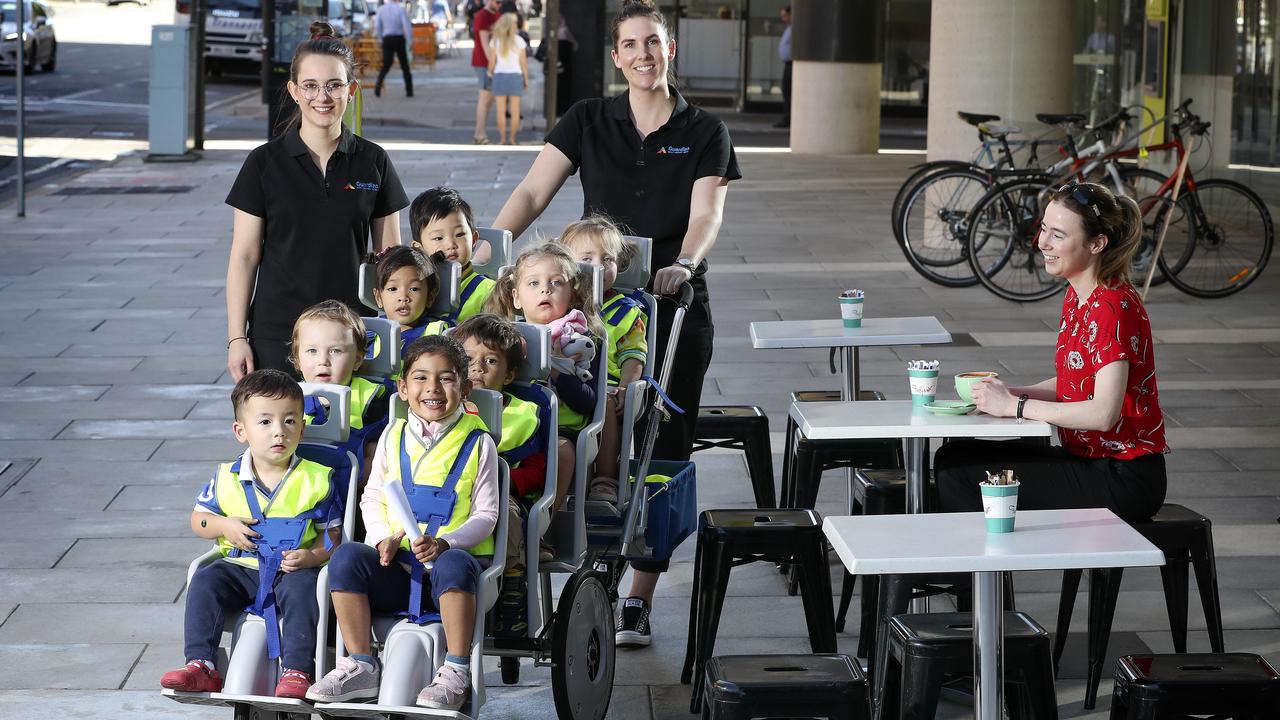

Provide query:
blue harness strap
left=227, top=459, right=333, bottom=660
left=604, top=293, right=643, bottom=327
left=396, top=426, right=487, bottom=624
left=303, top=395, right=330, bottom=425
left=439, top=273, right=486, bottom=326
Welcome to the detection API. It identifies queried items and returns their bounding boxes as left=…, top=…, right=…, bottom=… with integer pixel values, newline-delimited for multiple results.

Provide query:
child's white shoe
left=416, top=663, right=470, bottom=710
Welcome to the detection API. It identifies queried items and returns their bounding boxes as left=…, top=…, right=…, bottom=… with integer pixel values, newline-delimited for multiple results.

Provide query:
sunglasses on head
left=1058, top=183, right=1103, bottom=218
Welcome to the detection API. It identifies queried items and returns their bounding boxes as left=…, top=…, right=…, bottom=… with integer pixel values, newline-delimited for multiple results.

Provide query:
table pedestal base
left=973, top=570, right=1004, bottom=720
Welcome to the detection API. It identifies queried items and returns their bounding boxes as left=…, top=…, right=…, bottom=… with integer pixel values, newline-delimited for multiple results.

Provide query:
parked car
left=0, top=0, right=57, bottom=73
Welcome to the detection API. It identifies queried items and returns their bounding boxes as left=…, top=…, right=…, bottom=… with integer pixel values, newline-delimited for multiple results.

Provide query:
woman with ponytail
left=224, top=22, right=409, bottom=378
left=493, top=0, right=740, bottom=649
left=935, top=182, right=1169, bottom=522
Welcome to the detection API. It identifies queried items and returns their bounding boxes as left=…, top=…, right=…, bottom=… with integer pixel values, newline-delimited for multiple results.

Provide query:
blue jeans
left=183, top=559, right=320, bottom=673
left=327, top=542, right=482, bottom=616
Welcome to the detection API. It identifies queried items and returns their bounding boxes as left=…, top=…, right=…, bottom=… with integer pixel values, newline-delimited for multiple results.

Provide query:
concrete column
left=926, top=0, right=1073, bottom=163
left=1177, top=0, right=1234, bottom=170
left=790, top=0, right=882, bottom=155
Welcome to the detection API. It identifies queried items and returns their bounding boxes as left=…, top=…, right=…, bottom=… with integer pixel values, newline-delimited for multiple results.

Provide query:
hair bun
left=309, top=21, right=337, bottom=39
left=622, top=0, right=656, bottom=8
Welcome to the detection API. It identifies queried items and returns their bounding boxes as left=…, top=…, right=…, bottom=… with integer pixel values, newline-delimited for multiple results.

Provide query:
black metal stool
left=782, top=389, right=902, bottom=511
left=681, top=509, right=838, bottom=713
left=877, top=612, right=1059, bottom=720
left=1054, top=503, right=1226, bottom=709
left=837, top=469, right=907, bottom=658
left=693, top=405, right=776, bottom=509
left=1110, top=653, right=1280, bottom=719
left=702, top=654, right=871, bottom=720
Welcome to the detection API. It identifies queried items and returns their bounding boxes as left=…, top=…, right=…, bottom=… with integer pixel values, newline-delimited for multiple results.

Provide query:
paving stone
left=1217, top=447, right=1280, bottom=471
left=149, top=438, right=244, bottom=462
left=98, top=384, right=231, bottom=402
left=0, top=343, right=71, bottom=357
left=57, top=538, right=212, bottom=570
left=0, top=603, right=185, bottom=644
left=0, top=439, right=161, bottom=462
left=0, top=644, right=145, bottom=690
left=185, top=401, right=233, bottom=421
left=0, top=400, right=196, bottom=421
left=0, top=510, right=191, bottom=541
left=0, top=478, right=122, bottom=513
left=19, top=370, right=224, bottom=386
left=107, top=484, right=205, bottom=512
left=1020, top=587, right=1280, bottom=635
left=0, top=567, right=184, bottom=605
left=58, top=419, right=228, bottom=440
left=19, top=460, right=212, bottom=487
left=1166, top=471, right=1280, bottom=497
left=0, top=689, right=225, bottom=718
left=0, top=540, right=75, bottom=569
left=0, top=385, right=108, bottom=402
left=0, top=420, right=72, bottom=440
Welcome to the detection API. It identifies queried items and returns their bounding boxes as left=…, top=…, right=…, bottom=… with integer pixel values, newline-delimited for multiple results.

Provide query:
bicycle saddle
left=977, top=123, right=1022, bottom=138
left=957, top=111, right=1000, bottom=126
left=1036, top=112, right=1087, bottom=126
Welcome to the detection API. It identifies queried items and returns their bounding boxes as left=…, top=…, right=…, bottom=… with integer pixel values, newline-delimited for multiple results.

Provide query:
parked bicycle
left=964, top=99, right=1273, bottom=301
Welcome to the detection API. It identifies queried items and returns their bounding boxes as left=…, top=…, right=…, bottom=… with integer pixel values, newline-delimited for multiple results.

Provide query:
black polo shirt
left=545, top=89, right=741, bottom=277
left=226, top=126, right=408, bottom=340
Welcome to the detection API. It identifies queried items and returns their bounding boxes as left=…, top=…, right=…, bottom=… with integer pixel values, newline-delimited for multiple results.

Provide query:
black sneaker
left=615, top=597, right=651, bottom=648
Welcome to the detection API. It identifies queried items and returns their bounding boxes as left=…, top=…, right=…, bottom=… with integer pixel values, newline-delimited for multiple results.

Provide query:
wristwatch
left=674, top=257, right=700, bottom=277
left=1016, top=394, right=1030, bottom=424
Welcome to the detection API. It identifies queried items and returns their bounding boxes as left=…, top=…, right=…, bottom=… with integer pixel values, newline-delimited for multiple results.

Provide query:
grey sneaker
left=416, top=663, right=470, bottom=710
left=305, top=656, right=380, bottom=702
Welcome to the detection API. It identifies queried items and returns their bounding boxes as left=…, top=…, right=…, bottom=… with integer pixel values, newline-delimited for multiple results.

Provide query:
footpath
left=1, top=38, right=1279, bottom=720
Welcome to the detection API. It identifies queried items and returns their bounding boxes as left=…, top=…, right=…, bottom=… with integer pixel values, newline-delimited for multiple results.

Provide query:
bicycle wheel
left=1119, top=167, right=1171, bottom=287
left=898, top=167, right=994, bottom=287
left=1155, top=178, right=1275, bottom=298
left=967, top=177, right=1067, bottom=302
left=892, top=160, right=974, bottom=242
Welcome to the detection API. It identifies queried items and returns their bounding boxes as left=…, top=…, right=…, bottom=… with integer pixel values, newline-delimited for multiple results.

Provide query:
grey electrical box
left=149, top=25, right=195, bottom=158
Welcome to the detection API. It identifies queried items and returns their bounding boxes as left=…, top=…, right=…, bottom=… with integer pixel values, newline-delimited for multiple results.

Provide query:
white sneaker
left=305, top=656, right=380, bottom=702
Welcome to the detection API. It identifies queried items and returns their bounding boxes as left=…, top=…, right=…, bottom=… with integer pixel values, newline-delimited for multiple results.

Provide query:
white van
left=175, top=0, right=373, bottom=74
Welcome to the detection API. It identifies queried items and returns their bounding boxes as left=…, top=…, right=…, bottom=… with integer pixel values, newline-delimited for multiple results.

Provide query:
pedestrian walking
left=375, top=0, right=415, bottom=98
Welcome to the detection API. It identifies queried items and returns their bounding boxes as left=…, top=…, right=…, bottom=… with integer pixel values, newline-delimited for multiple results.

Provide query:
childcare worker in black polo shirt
left=494, top=0, right=740, bottom=648
left=225, top=22, right=409, bottom=380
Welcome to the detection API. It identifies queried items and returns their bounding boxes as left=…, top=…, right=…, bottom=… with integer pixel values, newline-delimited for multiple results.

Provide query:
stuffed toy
left=546, top=309, right=596, bottom=382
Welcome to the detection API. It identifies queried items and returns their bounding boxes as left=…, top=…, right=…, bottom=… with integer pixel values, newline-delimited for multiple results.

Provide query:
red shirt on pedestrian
left=1055, top=282, right=1168, bottom=460
left=472, top=7, right=499, bottom=67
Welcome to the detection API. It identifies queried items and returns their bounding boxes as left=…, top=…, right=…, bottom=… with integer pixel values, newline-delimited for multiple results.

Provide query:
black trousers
left=935, top=439, right=1167, bottom=522
left=630, top=291, right=714, bottom=574
left=780, top=60, right=792, bottom=121
left=250, top=336, right=294, bottom=377
left=377, top=35, right=413, bottom=95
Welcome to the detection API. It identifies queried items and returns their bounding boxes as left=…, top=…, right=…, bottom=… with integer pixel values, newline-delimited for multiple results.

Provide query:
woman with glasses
left=224, top=21, right=409, bottom=379
left=935, top=182, right=1169, bottom=522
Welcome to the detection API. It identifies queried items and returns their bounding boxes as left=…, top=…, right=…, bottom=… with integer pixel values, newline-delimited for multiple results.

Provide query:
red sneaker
left=275, top=669, right=313, bottom=700
left=160, top=661, right=222, bottom=693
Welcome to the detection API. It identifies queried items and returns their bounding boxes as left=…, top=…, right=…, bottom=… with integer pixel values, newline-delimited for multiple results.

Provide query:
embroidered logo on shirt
left=658, top=146, right=690, bottom=155
left=345, top=181, right=380, bottom=191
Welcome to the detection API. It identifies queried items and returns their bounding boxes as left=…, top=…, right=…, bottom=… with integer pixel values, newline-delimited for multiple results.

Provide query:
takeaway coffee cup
left=980, top=481, right=1020, bottom=533
left=908, top=367, right=940, bottom=405
left=838, top=291, right=864, bottom=328
left=955, top=371, right=999, bottom=403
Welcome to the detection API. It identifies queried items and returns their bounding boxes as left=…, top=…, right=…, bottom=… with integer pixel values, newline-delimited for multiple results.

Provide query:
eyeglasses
left=297, top=81, right=350, bottom=100
left=1057, top=183, right=1102, bottom=217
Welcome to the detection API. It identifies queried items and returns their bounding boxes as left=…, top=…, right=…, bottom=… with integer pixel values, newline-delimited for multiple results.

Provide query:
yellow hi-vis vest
left=498, top=394, right=540, bottom=457
left=602, top=291, right=646, bottom=385
left=450, top=267, right=496, bottom=325
left=383, top=412, right=495, bottom=556
left=210, top=457, right=336, bottom=570
left=348, top=376, right=384, bottom=430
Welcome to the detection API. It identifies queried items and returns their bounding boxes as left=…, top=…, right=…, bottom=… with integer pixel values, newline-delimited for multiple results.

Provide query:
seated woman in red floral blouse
left=936, top=182, right=1168, bottom=522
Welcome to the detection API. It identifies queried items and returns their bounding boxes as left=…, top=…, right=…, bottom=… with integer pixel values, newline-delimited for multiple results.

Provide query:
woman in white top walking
left=487, top=12, right=528, bottom=145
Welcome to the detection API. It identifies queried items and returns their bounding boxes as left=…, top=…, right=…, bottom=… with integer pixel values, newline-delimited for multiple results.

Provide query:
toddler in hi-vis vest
left=371, top=245, right=447, bottom=354
left=292, top=299, right=390, bottom=486
left=308, top=335, right=498, bottom=712
left=410, top=186, right=497, bottom=327
left=485, top=243, right=606, bottom=555
left=557, top=216, right=649, bottom=504
left=161, top=370, right=342, bottom=699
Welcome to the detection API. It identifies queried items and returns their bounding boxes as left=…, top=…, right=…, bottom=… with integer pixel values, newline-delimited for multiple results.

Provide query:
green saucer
left=923, top=401, right=976, bottom=415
